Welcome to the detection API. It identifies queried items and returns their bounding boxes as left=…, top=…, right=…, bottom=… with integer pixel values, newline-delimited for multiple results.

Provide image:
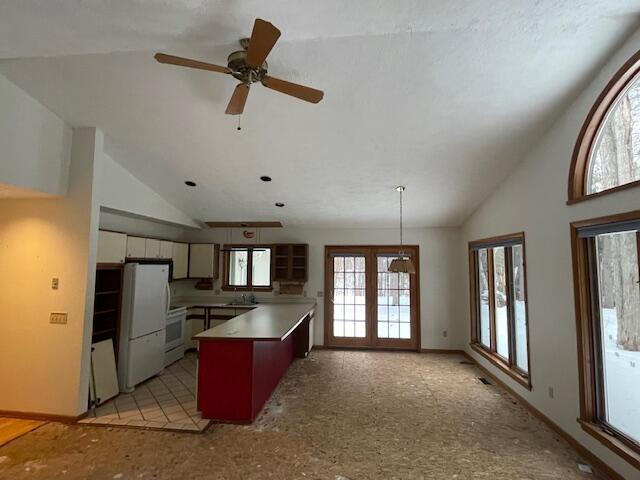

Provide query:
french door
left=324, top=246, right=420, bottom=350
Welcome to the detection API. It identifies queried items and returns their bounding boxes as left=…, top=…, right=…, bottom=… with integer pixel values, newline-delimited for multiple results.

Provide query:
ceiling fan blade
left=261, top=76, right=324, bottom=104
left=154, top=53, right=231, bottom=74
left=225, top=84, right=250, bottom=115
left=245, top=19, right=281, bottom=68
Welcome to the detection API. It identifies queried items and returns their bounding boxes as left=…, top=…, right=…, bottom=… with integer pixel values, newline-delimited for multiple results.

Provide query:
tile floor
left=79, top=352, right=209, bottom=432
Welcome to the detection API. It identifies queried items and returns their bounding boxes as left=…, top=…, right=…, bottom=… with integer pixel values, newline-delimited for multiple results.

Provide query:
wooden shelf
left=93, top=327, right=117, bottom=337
left=273, top=244, right=308, bottom=284
left=92, top=265, right=123, bottom=368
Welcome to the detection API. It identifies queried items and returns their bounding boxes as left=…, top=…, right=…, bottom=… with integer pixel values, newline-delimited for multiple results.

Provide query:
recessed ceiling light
left=260, top=176, right=272, bottom=182
left=275, top=202, right=285, bottom=207
left=185, top=181, right=197, bottom=187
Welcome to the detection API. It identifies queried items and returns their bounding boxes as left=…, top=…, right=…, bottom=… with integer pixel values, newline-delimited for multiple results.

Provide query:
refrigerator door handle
left=165, top=283, right=171, bottom=314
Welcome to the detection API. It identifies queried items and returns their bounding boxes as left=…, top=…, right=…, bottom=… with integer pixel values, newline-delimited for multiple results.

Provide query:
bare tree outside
left=589, top=77, right=640, bottom=352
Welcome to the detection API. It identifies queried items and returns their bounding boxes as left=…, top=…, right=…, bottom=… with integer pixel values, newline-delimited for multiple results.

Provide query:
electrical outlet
left=443, top=330, right=448, bottom=338
left=51, top=277, right=59, bottom=290
left=548, top=386, right=554, bottom=399
left=317, top=291, right=324, bottom=298
left=50, top=312, right=68, bottom=324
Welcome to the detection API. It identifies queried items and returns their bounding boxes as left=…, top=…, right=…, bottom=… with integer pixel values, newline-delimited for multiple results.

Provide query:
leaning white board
left=90, top=339, right=119, bottom=406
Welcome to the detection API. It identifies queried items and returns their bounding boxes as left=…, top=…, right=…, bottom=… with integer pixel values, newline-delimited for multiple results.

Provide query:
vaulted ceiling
left=1, top=1, right=639, bottom=226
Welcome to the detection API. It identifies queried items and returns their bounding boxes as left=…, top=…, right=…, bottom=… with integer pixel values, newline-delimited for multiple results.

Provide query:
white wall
left=0, top=128, right=101, bottom=417
left=99, top=209, right=193, bottom=241
left=0, top=73, right=71, bottom=196
left=460, top=31, right=640, bottom=479
left=173, top=226, right=462, bottom=350
left=99, top=153, right=199, bottom=229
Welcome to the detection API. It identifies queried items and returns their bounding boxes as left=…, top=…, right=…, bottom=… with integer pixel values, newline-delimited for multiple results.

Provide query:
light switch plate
left=50, top=312, right=68, bottom=324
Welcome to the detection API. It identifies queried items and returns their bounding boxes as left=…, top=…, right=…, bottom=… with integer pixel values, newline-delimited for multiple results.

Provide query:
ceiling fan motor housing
left=227, top=50, right=267, bottom=84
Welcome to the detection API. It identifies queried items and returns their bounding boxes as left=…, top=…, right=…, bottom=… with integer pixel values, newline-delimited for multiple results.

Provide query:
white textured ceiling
left=1, top=1, right=639, bottom=226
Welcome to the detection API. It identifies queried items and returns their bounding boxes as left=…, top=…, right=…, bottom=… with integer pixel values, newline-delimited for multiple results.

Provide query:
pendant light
left=388, top=186, right=416, bottom=274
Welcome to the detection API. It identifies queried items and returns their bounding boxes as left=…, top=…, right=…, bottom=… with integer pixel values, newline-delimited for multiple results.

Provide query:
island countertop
left=193, top=302, right=316, bottom=341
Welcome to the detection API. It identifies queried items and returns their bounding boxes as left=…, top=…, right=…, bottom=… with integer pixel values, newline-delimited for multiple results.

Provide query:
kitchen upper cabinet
left=274, top=244, right=309, bottom=282
left=144, top=238, right=161, bottom=258
left=159, top=240, right=173, bottom=259
left=126, top=236, right=146, bottom=259
left=172, top=242, right=189, bottom=280
left=97, top=230, right=127, bottom=264
left=189, top=243, right=219, bottom=279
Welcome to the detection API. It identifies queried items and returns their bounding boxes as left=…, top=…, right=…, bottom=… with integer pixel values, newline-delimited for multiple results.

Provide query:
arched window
left=568, top=51, right=640, bottom=203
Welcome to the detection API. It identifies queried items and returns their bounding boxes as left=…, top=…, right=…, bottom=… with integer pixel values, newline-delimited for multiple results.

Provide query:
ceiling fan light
left=388, top=257, right=416, bottom=274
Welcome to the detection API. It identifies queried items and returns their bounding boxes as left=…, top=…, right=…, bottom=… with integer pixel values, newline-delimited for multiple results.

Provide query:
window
left=571, top=212, right=640, bottom=467
left=469, top=233, right=531, bottom=389
left=569, top=50, right=640, bottom=203
left=222, top=245, right=272, bottom=291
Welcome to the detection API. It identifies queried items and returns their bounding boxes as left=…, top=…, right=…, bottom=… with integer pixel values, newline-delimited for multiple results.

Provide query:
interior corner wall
left=99, top=153, right=200, bottom=229
left=0, top=127, right=102, bottom=417
left=172, top=226, right=463, bottom=350
left=0, top=73, right=71, bottom=196
left=459, top=31, right=640, bottom=479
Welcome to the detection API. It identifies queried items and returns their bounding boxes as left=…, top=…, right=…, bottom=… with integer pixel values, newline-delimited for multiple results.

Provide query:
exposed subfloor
left=0, top=350, right=603, bottom=479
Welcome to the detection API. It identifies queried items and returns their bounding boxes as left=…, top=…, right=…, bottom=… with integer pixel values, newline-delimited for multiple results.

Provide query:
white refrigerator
left=118, top=263, right=169, bottom=392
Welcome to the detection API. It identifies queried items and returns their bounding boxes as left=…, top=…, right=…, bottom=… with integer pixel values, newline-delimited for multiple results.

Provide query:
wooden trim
left=488, top=248, right=497, bottom=351
left=324, top=245, right=421, bottom=351
left=0, top=410, right=87, bottom=424
left=467, top=232, right=532, bottom=389
left=571, top=209, right=640, bottom=467
left=469, top=342, right=531, bottom=390
left=468, top=231, right=526, bottom=249
left=568, top=49, right=640, bottom=203
left=420, top=348, right=466, bottom=354
left=459, top=356, right=626, bottom=480
left=205, top=221, right=283, bottom=228
left=579, top=420, right=640, bottom=470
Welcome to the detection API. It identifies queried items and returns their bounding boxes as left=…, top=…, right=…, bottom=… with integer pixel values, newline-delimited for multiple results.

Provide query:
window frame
left=568, top=49, right=640, bottom=204
left=468, top=232, right=532, bottom=390
left=570, top=210, right=640, bottom=469
left=221, top=244, right=273, bottom=292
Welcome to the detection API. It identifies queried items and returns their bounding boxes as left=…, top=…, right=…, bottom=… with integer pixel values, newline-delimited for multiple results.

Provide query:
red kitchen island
left=194, top=302, right=315, bottom=423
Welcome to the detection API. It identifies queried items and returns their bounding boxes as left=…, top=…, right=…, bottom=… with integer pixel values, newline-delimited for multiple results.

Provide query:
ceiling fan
left=154, top=19, right=324, bottom=115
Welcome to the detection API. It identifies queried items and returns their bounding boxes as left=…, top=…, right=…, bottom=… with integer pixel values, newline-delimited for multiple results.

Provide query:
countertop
left=192, top=302, right=316, bottom=342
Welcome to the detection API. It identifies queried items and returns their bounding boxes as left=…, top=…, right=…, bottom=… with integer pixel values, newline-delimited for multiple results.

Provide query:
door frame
left=323, top=245, right=421, bottom=351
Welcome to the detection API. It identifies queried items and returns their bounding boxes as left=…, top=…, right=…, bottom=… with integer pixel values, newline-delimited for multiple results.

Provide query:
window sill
left=221, top=286, right=273, bottom=292
left=469, top=343, right=532, bottom=390
left=578, top=419, right=640, bottom=470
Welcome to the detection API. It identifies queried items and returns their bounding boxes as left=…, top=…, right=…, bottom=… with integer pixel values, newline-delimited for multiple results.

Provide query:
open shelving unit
left=274, top=244, right=308, bottom=283
left=92, top=264, right=124, bottom=359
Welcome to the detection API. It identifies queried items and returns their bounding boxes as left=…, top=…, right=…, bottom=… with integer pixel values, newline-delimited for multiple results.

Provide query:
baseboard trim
left=461, top=352, right=626, bottom=480
left=420, top=348, right=466, bottom=354
left=0, top=409, right=86, bottom=424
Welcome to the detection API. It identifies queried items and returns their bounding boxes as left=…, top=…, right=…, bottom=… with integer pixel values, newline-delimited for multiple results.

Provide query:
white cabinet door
left=189, top=244, right=217, bottom=278
left=172, top=242, right=189, bottom=279
left=159, top=240, right=173, bottom=259
left=97, top=230, right=127, bottom=264
left=126, top=236, right=146, bottom=259
left=144, top=238, right=161, bottom=258
left=90, top=339, right=119, bottom=405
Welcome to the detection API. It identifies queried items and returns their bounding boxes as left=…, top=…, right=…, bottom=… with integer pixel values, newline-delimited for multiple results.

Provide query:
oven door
left=165, top=308, right=186, bottom=351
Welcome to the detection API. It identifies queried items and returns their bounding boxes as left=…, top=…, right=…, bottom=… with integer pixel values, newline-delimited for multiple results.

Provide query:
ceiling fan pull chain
left=237, top=115, right=242, bottom=131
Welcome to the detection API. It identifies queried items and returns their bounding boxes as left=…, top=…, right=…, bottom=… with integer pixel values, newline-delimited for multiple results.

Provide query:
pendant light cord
left=399, top=187, right=403, bottom=249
